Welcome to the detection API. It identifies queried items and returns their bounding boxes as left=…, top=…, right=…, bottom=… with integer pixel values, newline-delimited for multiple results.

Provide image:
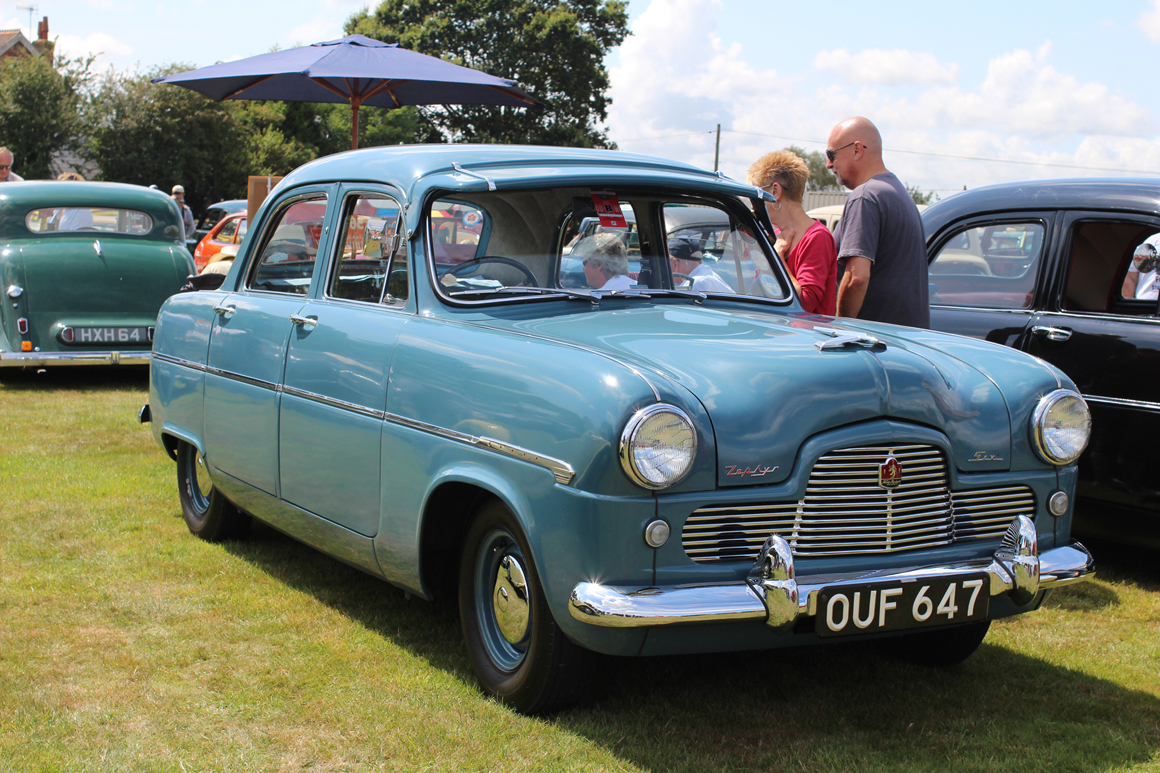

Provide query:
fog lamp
left=644, top=519, right=670, bottom=548
left=1048, top=491, right=1069, bottom=517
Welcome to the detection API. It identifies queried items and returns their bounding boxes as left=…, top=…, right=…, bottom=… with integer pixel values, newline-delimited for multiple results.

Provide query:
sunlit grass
left=1, top=368, right=1158, bottom=772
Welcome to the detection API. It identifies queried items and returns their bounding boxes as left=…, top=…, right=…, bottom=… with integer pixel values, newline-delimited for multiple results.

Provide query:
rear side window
left=929, top=222, right=1045, bottom=309
left=25, top=207, right=153, bottom=235
left=248, top=196, right=327, bottom=295
left=328, top=193, right=406, bottom=306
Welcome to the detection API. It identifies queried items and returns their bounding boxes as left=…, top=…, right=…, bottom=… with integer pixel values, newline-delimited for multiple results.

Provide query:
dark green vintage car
left=0, top=181, right=194, bottom=368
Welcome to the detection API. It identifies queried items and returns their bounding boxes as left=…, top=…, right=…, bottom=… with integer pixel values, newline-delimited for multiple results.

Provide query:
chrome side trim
left=205, top=366, right=278, bottom=392
left=386, top=411, right=576, bottom=485
left=1082, top=394, right=1160, bottom=413
left=452, top=162, right=497, bottom=190
left=152, top=352, right=207, bottom=372
left=281, top=384, right=385, bottom=420
left=165, top=363, right=576, bottom=485
left=0, top=351, right=151, bottom=367
left=569, top=533, right=1095, bottom=629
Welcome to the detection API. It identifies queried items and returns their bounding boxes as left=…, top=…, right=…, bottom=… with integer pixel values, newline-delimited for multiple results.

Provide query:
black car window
left=1064, top=220, right=1159, bottom=314
left=328, top=193, right=405, bottom=306
left=247, top=196, right=327, bottom=295
left=929, top=222, right=1044, bottom=309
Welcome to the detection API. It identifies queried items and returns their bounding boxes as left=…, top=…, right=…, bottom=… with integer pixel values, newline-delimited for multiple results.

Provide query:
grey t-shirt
left=834, top=172, right=930, bottom=328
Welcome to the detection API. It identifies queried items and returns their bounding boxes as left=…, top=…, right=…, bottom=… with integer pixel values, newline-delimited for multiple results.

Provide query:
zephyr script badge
left=878, top=456, right=902, bottom=489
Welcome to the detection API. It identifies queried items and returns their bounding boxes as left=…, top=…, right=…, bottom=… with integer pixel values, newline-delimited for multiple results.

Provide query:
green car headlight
left=1030, top=389, right=1091, bottom=465
left=619, top=405, right=697, bottom=489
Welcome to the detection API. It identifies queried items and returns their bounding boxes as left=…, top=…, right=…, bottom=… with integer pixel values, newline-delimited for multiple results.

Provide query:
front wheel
left=176, top=441, right=250, bottom=541
left=888, top=620, right=991, bottom=667
left=458, top=501, right=588, bottom=714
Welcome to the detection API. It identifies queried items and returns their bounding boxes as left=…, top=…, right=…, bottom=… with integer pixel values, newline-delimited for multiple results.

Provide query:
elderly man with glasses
left=1123, top=234, right=1160, bottom=301
left=0, top=147, right=24, bottom=182
left=826, top=117, right=928, bottom=328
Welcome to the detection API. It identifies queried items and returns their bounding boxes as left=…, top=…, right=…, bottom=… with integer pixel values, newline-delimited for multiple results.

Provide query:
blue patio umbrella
left=153, top=34, right=544, bottom=150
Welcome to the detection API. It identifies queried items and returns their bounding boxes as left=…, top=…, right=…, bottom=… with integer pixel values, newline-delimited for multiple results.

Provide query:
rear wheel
left=889, top=620, right=991, bottom=667
left=458, top=500, right=588, bottom=714
left=176, top=441, right=249, bottom=541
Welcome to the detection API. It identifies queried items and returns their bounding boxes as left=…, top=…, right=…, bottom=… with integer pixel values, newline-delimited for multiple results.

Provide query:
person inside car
left=668, top=236, right=734, bottom=293
left=1123, top=234, right=1160, bottom=301
left=578, top=232, right=633, bottom=291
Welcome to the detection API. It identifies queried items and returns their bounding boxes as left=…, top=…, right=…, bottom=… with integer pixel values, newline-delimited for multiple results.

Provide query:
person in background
left=578, top=232, right=633, bottom=291
left=1123, top=234, right=1160, bottom=301
left=0, top=147, right=24, bottom=182
left=52, top=172, right=94, bottom=231
left=668, top=236, right=734, bottom=294
left=172, top=184, right=195, bottom=240
left=747, top=150, right=836, bottom=315
left=826, top=116, right=929, bottom=328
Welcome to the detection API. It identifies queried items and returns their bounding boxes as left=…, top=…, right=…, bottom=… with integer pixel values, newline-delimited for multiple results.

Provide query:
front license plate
left=66, top=326, right=153, bottom=345
left=815, top=573, right=989, bottom=637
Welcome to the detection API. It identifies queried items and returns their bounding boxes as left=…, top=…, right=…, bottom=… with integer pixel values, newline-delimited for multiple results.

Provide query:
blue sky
left=10, top=0, right=1160, bottom=197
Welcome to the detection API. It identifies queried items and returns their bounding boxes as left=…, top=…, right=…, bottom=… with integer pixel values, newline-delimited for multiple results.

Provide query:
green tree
left=907, top=184, right=938, bottom=206
left=85, top=65, right=253, bottom=214
left=786, top=145, right=840, bottom=191
left=0, top=53, right=91, bottom=180
left=346, top=0, right=629, bottom=147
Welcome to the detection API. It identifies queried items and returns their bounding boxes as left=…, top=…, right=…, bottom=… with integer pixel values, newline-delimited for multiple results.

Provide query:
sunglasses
left=825, top=141, right=856, bottom=162
left=0, top=164, right=11, bottom=170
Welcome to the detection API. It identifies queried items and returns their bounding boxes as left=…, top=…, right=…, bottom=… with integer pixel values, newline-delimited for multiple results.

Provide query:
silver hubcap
left=492, top=554, right=530, bottom=644
left=194, top=452, right=214, bottom=500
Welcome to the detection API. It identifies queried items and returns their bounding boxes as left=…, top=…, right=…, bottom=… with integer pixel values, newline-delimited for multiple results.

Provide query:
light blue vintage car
left=143, top=145, right=1096, bottom=714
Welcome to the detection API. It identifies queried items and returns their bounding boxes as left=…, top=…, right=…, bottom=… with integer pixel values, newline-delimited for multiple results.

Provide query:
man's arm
left=837, top=256, right=871, bottom=317
left=1122, top=270, right=1138, bottom=299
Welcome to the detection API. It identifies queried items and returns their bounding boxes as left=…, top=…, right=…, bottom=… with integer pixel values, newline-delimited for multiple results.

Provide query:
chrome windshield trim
left=152, top=352, right=207, bottom=372
left=1082, top=394, right=1160, bottom=413
left=281, top=384, right=386, bottom=420
left=387, top=412, right=575, bottom=485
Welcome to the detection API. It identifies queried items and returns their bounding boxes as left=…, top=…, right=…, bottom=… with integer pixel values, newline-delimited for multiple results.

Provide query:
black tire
left=889, top=620, right=991, bottom=667
left=458, top=500, right=588, bottom=714
left=176, top=441, right=250, bottom=541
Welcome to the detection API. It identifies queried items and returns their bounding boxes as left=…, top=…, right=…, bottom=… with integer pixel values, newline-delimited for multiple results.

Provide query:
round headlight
left=619, top=405, right=697, bottom=489
left=1031, top=389, right=1091, bottom=465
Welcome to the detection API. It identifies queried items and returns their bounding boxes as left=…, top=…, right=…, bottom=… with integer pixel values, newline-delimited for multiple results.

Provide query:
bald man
left=0, top=147, right=24, bottom=182
left=826, top=117, right=928, bottom=328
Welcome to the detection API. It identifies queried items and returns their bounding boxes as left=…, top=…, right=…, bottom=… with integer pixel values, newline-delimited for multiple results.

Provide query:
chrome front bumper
left=0, top=351, right=151, bottom=367
left=569, top=515, right=1095, bottom=630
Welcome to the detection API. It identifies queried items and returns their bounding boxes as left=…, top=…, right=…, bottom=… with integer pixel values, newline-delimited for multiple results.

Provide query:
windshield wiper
left=634, top=288, right=708, bottom=304
left=448, top=286, right=601, bottom=303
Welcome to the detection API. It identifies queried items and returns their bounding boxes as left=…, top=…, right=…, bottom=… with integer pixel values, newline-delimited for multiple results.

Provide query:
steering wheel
left=444, top=256, right=537, bottom=287
left=672, top=272, right=693, bottom=289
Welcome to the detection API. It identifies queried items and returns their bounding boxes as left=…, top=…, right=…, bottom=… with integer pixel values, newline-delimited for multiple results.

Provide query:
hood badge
left=878, top=456, right=902, bottom=489
left=813, top=327, right=885, bottom=351
left=726, top=464, right=778, bottom=478
left=968, top=451, right=1004, bottom=462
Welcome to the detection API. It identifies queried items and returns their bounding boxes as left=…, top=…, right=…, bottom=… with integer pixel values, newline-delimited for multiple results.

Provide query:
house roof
left=0, top=30, right=39, bottom=58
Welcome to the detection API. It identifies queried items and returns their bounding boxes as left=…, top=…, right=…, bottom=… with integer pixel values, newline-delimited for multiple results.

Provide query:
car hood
left=486, top=304, right=1057, bottom=487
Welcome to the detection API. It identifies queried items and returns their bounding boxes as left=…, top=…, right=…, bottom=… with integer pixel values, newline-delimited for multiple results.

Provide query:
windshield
left=429, top=188, right=789, bottom=302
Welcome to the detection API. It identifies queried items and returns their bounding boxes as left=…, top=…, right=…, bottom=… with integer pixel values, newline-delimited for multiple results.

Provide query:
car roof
left=922, top=177, right=1160, bottom=235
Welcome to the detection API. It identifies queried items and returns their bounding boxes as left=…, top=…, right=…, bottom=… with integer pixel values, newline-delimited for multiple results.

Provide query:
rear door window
left=929, top=221, right=1045, bottom=309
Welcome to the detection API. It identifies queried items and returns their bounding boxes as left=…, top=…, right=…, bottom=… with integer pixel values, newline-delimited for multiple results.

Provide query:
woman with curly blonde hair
left=747, top=150, right=836, bottom=314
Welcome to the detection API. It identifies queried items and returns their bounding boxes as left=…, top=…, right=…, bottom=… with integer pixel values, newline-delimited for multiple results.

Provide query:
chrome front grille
left=683, top=445, right=1035, bottom=562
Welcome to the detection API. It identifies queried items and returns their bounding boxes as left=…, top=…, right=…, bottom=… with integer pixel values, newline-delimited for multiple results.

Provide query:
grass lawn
left=1, top=368, right=1158, bottom=772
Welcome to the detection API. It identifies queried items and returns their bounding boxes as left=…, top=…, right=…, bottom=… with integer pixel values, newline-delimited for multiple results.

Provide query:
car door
left=278, top=187, right=410, bottom=537
left=1019, top=211, right=1160, bottom=518
left=203, top=188, right=332, bottom=495
left=927, top=213, right=1054, bottom=346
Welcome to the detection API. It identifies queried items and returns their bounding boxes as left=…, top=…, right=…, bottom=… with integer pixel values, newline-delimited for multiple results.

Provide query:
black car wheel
left=176, top=440, right=249, bottom=541
left=458, top=500, right=588, bottom=714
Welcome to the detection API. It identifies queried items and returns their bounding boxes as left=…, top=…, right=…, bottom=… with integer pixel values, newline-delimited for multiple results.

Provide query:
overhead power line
left=616, top=128, right=1160, bottom=176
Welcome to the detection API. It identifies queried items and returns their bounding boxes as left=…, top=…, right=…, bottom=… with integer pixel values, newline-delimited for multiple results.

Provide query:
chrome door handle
left=289, top=313, right=318, bottom=330
left=1031, top=325, right=1072, bottom=342
left=212, top=302, right=236, bottom=319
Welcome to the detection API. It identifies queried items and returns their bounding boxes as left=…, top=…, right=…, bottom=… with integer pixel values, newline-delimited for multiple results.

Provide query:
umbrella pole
left=351, top=101, right=360, bottom=150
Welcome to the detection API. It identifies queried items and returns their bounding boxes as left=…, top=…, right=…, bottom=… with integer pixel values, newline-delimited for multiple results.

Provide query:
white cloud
left=1137, top=0, right=1160, bottom=42
left=813, top=49, right=960, bottom=86
left=55, top=32, right=133, bottom=65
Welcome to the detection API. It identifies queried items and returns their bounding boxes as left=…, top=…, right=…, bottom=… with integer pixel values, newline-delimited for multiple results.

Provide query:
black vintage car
left=923, top=179, right=1160, bottom=546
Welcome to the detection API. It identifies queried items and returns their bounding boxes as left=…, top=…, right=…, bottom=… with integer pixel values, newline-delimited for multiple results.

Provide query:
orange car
left=193, top=212, right=247, bottom=272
